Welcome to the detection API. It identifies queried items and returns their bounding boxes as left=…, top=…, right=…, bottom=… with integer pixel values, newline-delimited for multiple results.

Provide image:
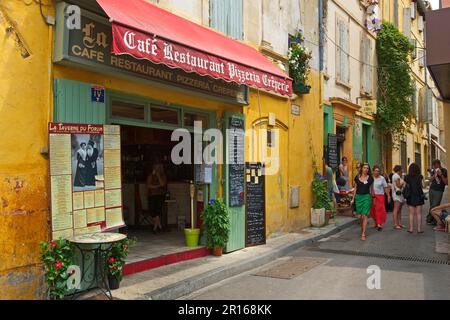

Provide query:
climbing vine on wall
left=376, top=22, right=414, bottom=140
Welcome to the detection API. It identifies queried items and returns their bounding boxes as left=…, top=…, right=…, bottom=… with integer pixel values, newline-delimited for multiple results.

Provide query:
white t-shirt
left=392, top=173, right=405, bottom=202
left=373, top=176, right=388, bottom=195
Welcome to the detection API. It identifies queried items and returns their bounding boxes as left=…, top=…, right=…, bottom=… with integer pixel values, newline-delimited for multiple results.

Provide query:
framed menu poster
left=48, top=123, right=125, bottom=239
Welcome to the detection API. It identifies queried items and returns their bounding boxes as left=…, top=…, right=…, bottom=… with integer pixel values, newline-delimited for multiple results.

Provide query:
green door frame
left=223, top=111, right=246, bottom=253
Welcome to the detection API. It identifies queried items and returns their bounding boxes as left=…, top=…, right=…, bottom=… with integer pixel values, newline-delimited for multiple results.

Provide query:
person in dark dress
left=85, top=140, right=99, bottom=186
left=404, top=163, right=425, bottom=234
left=74, top=142, right=87, bottom=187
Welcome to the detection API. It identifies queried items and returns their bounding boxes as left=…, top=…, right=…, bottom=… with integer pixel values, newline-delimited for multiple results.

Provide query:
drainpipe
left=319, top=0, right=324, bottom=72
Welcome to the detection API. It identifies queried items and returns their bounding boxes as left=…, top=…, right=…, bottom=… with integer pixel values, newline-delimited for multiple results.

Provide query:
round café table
left=68, top=232, right=127, bottom=300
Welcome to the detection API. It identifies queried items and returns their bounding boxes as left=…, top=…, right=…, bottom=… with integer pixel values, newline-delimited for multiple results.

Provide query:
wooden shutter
left=410, top=2, right=416, bottom=20
left=394, top=0, right=399, bottom=28
left=418, top=16, right=424, bottom=32
left=343, top=21, right=349, bottom=83
left=367, top=38, right=373, bottom=94
left=427, top=88, right=433, bottom=124
left=54, top=79, right=106, bottom=124
left=337, top=19, right=344, bottom=81
left=210, top=0, right=243, bottom=40
left=403, top=7, right=411, bottom=38
left=360, top=34, right=367, bottom=92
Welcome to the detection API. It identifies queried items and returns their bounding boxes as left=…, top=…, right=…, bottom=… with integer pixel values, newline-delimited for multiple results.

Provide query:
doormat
left=253, top=257, right=327, bottom=280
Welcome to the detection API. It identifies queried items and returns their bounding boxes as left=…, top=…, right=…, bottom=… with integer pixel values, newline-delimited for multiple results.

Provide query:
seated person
left=334, top=177, right=354, bottom=203
left=430, top=203, right=450, bottom=232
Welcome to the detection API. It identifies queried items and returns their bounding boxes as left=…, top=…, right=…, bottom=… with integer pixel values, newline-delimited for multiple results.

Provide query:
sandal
left=407, top=230, right=413, bottom=234
left=361, top=235, right=366, bottom=241
left=418, top=231, right=424, bottom=234
left=394, top=225, right=402, bottom=230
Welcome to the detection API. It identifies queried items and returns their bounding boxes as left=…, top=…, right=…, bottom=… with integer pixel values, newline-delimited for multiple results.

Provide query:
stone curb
left=145, top=218, right=357, bottom=300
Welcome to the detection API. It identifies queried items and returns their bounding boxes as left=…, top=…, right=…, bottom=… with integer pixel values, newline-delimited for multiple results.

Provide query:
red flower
left=123, top=244, right=128, bottom=250
left=108, top=257, right=115, bottom=264
left=54, top=261, right=63, bottom=269
left=50, top=241, right=58, bottom=249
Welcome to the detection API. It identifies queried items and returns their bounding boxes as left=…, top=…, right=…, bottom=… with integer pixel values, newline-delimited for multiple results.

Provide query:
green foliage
left=106, top=237, right=137, bottom=281
left=288, top=30, right=312, bottom=85
left=312, top=173, right=332, bottom=210
left=376, top=22, right=415, bottom=139
left=39, top=239, right=75, bottom=300
left=200, top=199, right=231, bottom=249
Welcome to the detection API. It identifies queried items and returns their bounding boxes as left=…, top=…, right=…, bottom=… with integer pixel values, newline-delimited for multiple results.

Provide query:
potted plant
left=106, top=237, right=137, bottom=290
left=311, top=172, right=333, bottom=227
left=200, top=199, right=231, bottom=257
left=288, top=29, right=312, bottom=94
left=39, top=239, right=75, bottom=300
left=185, top=182, right=201, bottom=247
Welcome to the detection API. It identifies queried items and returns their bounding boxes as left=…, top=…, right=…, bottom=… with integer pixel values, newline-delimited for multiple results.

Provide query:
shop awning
left=96, top=0, right=292, bottom=96
left=431, top=139, right=447, bottom=154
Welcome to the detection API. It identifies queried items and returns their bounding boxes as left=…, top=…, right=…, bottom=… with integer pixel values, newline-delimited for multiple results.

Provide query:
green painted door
left=223, top=111, right=245, bottom=253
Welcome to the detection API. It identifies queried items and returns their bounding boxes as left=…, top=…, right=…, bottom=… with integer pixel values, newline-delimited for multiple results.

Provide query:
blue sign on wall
left=91, top=85, right=105, bottom=103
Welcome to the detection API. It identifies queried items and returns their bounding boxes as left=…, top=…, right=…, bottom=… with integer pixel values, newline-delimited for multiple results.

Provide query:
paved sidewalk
left=111, top=216, right=356, bottom=300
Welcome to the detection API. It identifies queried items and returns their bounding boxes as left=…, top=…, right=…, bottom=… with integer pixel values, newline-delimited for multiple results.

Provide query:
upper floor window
left=336, top=16, right=350, bottom=86
left=360, top=35, right=373, bottom=96
left=210, top=0, right=243, bottom=40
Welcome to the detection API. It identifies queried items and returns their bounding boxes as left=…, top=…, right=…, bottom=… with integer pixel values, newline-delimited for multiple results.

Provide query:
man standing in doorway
left=428, top=160, right=448, bottom=225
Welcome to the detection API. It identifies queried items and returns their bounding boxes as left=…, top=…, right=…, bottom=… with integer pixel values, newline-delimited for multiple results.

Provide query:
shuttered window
left=210, top=0, right=243, bottom=40
left=360, top=35, right=372, bottom=95
left=394, top=0, right=399, bottom=28
left=403, top=7, right=411, bottom=38
left=337, top=18, right=349, bottom=84
left=412, top=85, right=419, bottom=120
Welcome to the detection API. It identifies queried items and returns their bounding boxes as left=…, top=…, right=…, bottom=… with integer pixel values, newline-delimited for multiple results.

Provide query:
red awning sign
left=97, top=0, right=292, bottom=96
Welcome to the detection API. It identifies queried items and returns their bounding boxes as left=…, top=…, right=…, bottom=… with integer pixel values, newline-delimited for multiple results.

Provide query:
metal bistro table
left=68, top=232, right=127, bottom=300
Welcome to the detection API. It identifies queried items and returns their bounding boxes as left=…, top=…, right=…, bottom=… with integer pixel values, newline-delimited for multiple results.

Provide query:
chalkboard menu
left=327, top=134, right=339, bottom=170
left=245, top=163, right=266, bottom=247
left=228, top=117, right=245, bottom=207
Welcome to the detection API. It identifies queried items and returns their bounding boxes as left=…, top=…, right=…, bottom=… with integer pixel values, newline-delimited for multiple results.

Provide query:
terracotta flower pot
left=213, top=247, right=223, bottom=257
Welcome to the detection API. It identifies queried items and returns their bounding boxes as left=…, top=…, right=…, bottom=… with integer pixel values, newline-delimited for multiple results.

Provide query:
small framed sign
left=91, top=85, right=105, bottom=103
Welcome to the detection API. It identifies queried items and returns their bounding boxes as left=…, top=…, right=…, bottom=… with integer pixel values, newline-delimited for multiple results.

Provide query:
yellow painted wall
left=0, top=0, right=323, bottom=299
left=0, top=1, right=53, bottom=299
left=244, top=70, right=323, bottom=234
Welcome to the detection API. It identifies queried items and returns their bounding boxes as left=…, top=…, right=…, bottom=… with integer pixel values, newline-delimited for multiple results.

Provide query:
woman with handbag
left=351, top=163, right=374, bottom=241
left=404, top=163, right=426, bottom=234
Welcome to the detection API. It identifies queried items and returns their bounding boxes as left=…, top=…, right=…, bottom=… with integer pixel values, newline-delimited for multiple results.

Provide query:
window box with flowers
left=288, top=30, right=312, bottom=95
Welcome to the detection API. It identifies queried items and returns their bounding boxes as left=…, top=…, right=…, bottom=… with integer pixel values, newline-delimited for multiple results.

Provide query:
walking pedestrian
left=404, top=163, right=426, bottom=234
left=391, top=165, right=406, bottom=230
left=351, top=163, right=374, bottom=241
left=339, top=157, right=350, bottom=191
left=371, top=166, right=391, bottom=231
left=384, top=173, right=394, bottom=213
left=427, top=160, right=448, bottom=225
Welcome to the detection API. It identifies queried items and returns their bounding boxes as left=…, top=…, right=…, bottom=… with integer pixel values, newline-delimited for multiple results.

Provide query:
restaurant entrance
left=107, top=96, right=216, bottom=272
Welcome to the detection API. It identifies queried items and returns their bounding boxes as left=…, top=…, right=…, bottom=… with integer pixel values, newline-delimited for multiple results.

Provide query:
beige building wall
left=323, top=0, right=378, bottom=103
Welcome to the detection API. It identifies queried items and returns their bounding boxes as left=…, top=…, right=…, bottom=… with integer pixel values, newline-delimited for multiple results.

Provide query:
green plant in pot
left=39, top=239, right=75, bottom=300
left=311, top=171, right=333, bottom=227
left=288, top=29, right=312, bottom=94
left=105, top=237, right=137, bottom=290
left=201, top=199, right=231, bottom=256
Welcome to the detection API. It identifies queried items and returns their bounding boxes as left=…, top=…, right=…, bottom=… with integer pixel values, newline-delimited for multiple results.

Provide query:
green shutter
left=54, top=79, right=106, bottom=124
left=210, top=0, right=243, bottom=39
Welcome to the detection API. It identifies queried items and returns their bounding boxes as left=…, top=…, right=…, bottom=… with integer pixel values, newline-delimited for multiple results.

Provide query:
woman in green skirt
left=351, top=163, right=374, bottom=241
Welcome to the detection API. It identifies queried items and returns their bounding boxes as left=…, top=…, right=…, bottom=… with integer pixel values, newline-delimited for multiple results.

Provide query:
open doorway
left=118, top=125, right=200, bottom=263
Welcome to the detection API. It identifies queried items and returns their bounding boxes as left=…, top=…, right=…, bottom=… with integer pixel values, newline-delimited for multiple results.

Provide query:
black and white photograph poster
left=71, top=134, right=104, bottom=192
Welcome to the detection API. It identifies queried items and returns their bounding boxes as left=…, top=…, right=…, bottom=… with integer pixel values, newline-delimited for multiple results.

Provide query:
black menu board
left=228, top=117, right=245, bottom=207
left=327, top=134, right=339, bottom=170
left=245, top=163, right=266, bottom=247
